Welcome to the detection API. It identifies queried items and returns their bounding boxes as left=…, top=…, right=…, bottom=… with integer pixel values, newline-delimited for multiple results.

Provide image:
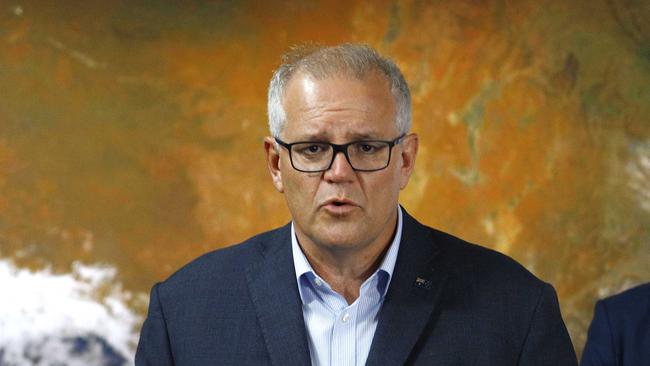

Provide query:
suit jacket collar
left=245, top=208, right=447, bottom=366
left=365, top=208, right=449, bottom=365
left=245, top=223, right=311, bottom=366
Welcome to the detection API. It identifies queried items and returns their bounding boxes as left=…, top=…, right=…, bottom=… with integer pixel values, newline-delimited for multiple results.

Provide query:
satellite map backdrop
left=1, top=0, right=649, bottom=364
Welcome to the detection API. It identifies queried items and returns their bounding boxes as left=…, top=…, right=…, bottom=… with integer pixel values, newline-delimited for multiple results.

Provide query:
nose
left=323, top=150, right=355, bottom=182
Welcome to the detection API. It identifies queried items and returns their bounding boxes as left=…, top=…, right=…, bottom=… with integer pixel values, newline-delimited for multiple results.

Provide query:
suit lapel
left=365, top=210, right=449, bottom=366
left=245, top=224, right=311, bottom=366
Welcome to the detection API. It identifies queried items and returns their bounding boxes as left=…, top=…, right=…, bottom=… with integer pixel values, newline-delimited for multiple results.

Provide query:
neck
left=295, top=213, right=397, bottom=304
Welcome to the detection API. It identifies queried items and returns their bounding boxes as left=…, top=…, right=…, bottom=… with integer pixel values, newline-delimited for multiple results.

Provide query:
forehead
left=281, top=72, right=397, bottom=140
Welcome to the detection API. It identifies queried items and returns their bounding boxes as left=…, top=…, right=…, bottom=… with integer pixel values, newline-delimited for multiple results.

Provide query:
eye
left=360, top=144, right=375, bottom=153
left=307, top=145, right=322, bottom=153
left=294, top=143, right=329, bottom=156
left=354, top=142, right=383, bottom=154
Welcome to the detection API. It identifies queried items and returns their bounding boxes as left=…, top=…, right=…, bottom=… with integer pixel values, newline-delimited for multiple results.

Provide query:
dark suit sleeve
left=135, top=283, right=175, bottom=366
left=580, top=300, right=616, bottom=366
left=518, top=283, right=578, bottom=366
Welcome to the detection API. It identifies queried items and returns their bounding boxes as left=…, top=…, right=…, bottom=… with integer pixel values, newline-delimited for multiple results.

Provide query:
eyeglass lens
left=290, top=141, right=391, bottom=172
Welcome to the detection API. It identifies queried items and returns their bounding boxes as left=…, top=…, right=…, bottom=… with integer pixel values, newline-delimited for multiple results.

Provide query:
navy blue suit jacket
left=581, top=283, right=650, bottom=366
left=135, top=210, right=577, bottom=365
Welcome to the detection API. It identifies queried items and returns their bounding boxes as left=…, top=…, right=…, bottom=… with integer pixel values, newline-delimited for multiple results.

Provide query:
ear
left=399, top=133, right=419, bottom=190
left=264, top=136, right=285, bottom=193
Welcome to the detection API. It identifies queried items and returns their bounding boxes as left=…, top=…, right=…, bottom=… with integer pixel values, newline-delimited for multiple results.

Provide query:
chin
left=317, top=238, right=363, bottom=252
left=312, top=223, right=369, bottom=249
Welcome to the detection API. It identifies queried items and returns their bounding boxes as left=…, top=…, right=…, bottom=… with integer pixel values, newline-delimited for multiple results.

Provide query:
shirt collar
left=291, top=206, right=403, bottom=304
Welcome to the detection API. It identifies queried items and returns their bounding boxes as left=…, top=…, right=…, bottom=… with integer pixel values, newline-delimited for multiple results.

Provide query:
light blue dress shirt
left=291, top=206, right=403, bottom=366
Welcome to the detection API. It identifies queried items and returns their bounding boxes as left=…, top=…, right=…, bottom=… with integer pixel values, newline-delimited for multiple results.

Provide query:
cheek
left=386, top=164, right=404, bottom=189
left=361, top=171, right=401, bottom=204
left=281, top=171, right=318, bottom=208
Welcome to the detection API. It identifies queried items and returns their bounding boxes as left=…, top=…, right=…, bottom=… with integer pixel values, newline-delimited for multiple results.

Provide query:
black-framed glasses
left=275, top=134, right=406, bottom=172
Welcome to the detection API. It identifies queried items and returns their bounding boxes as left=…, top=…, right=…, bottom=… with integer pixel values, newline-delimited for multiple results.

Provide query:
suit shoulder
left=159, top=224, right=288, bottom=289
left=428, top=226, right=544, bottom=288
left=418, top=225, right=558, bottom=323
left=600, top=282, right=650, bottom=314
left=605, top=282, right=650, bottom=302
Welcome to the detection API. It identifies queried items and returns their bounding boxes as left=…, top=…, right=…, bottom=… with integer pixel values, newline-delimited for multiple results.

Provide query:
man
left=581, top=282, right=650, bottom=366
left=136, top=43, right=577, bottom=365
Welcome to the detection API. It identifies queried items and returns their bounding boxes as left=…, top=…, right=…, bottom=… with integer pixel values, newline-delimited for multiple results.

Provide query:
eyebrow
left=292, top=131, right=383, bottom=142
left=348, top=132, right=379, bottom=140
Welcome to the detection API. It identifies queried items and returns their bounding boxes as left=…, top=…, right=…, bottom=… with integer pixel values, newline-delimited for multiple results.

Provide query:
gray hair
left=267, top=43, right=412, bottom=138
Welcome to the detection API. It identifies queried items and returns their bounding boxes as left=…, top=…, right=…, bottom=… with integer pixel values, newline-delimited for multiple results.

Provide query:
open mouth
left=322, top=199, right=357, bottom=215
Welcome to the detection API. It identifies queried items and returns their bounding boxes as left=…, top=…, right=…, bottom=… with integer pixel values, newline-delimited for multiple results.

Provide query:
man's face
left=264, top=71, right=418, bottom=252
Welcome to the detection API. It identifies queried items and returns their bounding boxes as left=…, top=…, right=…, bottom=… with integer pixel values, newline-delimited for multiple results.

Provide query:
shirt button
left=314, top=278, right=323, bottom=286
left=342, top=313, right=350, bottom=323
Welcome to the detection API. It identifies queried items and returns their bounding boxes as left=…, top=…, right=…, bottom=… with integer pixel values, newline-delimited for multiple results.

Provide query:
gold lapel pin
left=414, top=277, right=432, bottom=289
